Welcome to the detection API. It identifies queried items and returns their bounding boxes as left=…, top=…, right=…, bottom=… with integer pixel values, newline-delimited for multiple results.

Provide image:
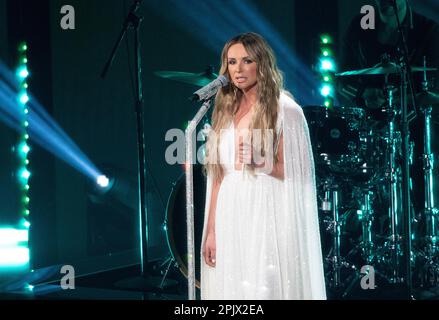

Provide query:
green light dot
left=25, top=160, right=29, bottom=165
left=24, top=121, right=29, bottom=127
left=19, top=43, right=28, bottom=52
left=324, top=76, right=330, bottom=82
left=25, top=185, right=30, bottom=190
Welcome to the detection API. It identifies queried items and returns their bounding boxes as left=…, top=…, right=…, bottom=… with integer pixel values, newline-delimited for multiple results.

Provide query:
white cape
left=200, top=93, right=327, bottom=299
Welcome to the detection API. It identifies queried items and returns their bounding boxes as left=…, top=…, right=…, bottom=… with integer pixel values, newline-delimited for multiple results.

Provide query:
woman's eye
left=244, top=59, right=253, bottom=64
left=228, top=60, right=235, bottom=65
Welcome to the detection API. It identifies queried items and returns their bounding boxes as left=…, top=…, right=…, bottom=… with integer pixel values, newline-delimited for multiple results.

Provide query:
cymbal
left=336, top=61, right=437, bottom=76
left=416, top=91, right=439, bottom=106
left=154, top=69, right=218, bottom=87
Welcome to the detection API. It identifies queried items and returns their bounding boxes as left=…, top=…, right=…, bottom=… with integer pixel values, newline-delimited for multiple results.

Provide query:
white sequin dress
left=201, top=93, right=327, bottom=300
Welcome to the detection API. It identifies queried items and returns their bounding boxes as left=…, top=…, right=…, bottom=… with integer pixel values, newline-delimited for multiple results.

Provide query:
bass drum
left=165, top=164, right=206, bottom=288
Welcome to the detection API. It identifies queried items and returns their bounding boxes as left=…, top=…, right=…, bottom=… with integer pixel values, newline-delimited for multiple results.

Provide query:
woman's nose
left=236, top=61, right=243, bottom=72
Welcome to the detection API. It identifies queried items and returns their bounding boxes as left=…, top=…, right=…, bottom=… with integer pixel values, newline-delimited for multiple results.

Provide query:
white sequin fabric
left=201, top=92, right=327, bottom=300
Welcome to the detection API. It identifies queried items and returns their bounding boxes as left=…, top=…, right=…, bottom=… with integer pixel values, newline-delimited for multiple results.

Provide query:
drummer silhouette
left=337, top=1, right=439, bottom=279
left=339, top=0, right=439, bottom=109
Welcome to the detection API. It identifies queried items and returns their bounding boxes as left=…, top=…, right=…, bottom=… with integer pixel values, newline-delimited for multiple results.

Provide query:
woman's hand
left=238, top=142, right=253, bottom=165
left=239, top=142, right=268, bottom=171
left=203, top=232, right=216, bottom=267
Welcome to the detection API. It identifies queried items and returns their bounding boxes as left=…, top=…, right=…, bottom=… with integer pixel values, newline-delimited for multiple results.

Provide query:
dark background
left=0, top=0, right=437, bottom=278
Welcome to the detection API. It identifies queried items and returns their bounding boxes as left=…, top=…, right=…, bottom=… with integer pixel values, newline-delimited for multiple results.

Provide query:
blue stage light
left=97, top=175, right=110, bottom=188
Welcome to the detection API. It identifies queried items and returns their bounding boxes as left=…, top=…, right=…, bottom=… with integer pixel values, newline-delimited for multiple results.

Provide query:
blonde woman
left=201, top=33, right=326, bottom=300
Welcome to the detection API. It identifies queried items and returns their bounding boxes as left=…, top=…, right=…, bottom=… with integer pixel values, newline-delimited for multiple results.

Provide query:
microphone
left=190, top=75, right=229, bottom=102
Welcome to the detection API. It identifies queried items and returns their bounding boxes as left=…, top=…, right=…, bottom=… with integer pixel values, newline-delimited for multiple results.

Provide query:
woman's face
left=227, top=43, right=258, bottom=93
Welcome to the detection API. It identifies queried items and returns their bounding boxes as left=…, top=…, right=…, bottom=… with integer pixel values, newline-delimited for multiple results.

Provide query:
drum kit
left=154, top=59, right=439, bottom=297
left=307, top=56, right=439, bottom=296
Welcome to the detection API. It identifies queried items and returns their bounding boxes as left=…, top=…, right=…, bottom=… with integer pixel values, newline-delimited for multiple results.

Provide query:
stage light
left=19, top=42, right=28, bottom=52
left=17, top=66, right=29, bottom=79
left=0, top=228, right=28, bottom=246
left=321, top=34, right=332, bottom=44
left=324, top=98, right=333, bottom=109
left=18, top=142, right=30, bottom=156
left=322, top=48, right=332, bottom=57
left=0, top=247, right=29, bottom=267
left=22, top=220, right=31, bottom=229
left=97, top=175, right=110, bottom=188
left=19, top=168, right=31, bottom=180
left=19, top=92, right=29, bottom=105
left=320, top=84, right=332, bottom=97
left=320, top=59, right=335, bottom=72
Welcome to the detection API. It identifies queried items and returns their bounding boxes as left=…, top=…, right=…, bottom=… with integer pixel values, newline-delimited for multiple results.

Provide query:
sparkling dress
left=201, top=93, right=327, bottom=300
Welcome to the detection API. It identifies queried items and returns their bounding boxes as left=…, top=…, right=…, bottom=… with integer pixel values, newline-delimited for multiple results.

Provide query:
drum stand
left=381, top=80, right=404, bottom=284
left=155, top=255, right=178, bottom=289
left=417, top=77, right=439, bottom=287
left=321, top=179, right=353, bottom=288
left=359, top=190, right=375, bottom=263
left=421, top=105, right=438, bottom=254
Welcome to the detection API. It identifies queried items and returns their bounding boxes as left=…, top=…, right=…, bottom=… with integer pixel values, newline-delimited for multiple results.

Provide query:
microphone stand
left=185, top=98, right=213, bottom=300
left=391, top=0, right=416, bottom=299
left=100, top=0, right=170, bottom=292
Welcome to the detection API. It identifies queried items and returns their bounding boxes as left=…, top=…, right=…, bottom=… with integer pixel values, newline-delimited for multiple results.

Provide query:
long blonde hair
left=205, top=32, right=284, bottom=181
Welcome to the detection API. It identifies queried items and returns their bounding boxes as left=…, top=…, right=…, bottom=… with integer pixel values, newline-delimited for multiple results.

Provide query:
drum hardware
left=320, top=179, right=356, bottom=289
left=358, top=191, right=375, bottom=264
left=413, top=59, right=439, bottom=288
left=382, top=78, right=404, bottom=283
left=155, top=254, right=179, bottom=289
left=335, top=60, right=437, bottom=77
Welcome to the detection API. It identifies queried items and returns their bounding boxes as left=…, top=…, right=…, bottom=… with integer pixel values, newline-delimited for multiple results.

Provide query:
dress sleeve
left=281, top=98, right=327, bottom=299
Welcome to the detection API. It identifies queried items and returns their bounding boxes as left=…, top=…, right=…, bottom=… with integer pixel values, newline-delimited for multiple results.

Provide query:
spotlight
left=17, top=66, right=29, bottom=79
left=19, top=168, right=31, bottom=180
left=320, top=59, right=335, bottom=72
left=97, top=175, right=110, bottom=189
left=19, top=92, right=29, bottom=105
left=320, top=84, right=332, bottom=97
left=19, top=142, right=30, bottom=155
left=88, top=166, right=137, bottom=211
